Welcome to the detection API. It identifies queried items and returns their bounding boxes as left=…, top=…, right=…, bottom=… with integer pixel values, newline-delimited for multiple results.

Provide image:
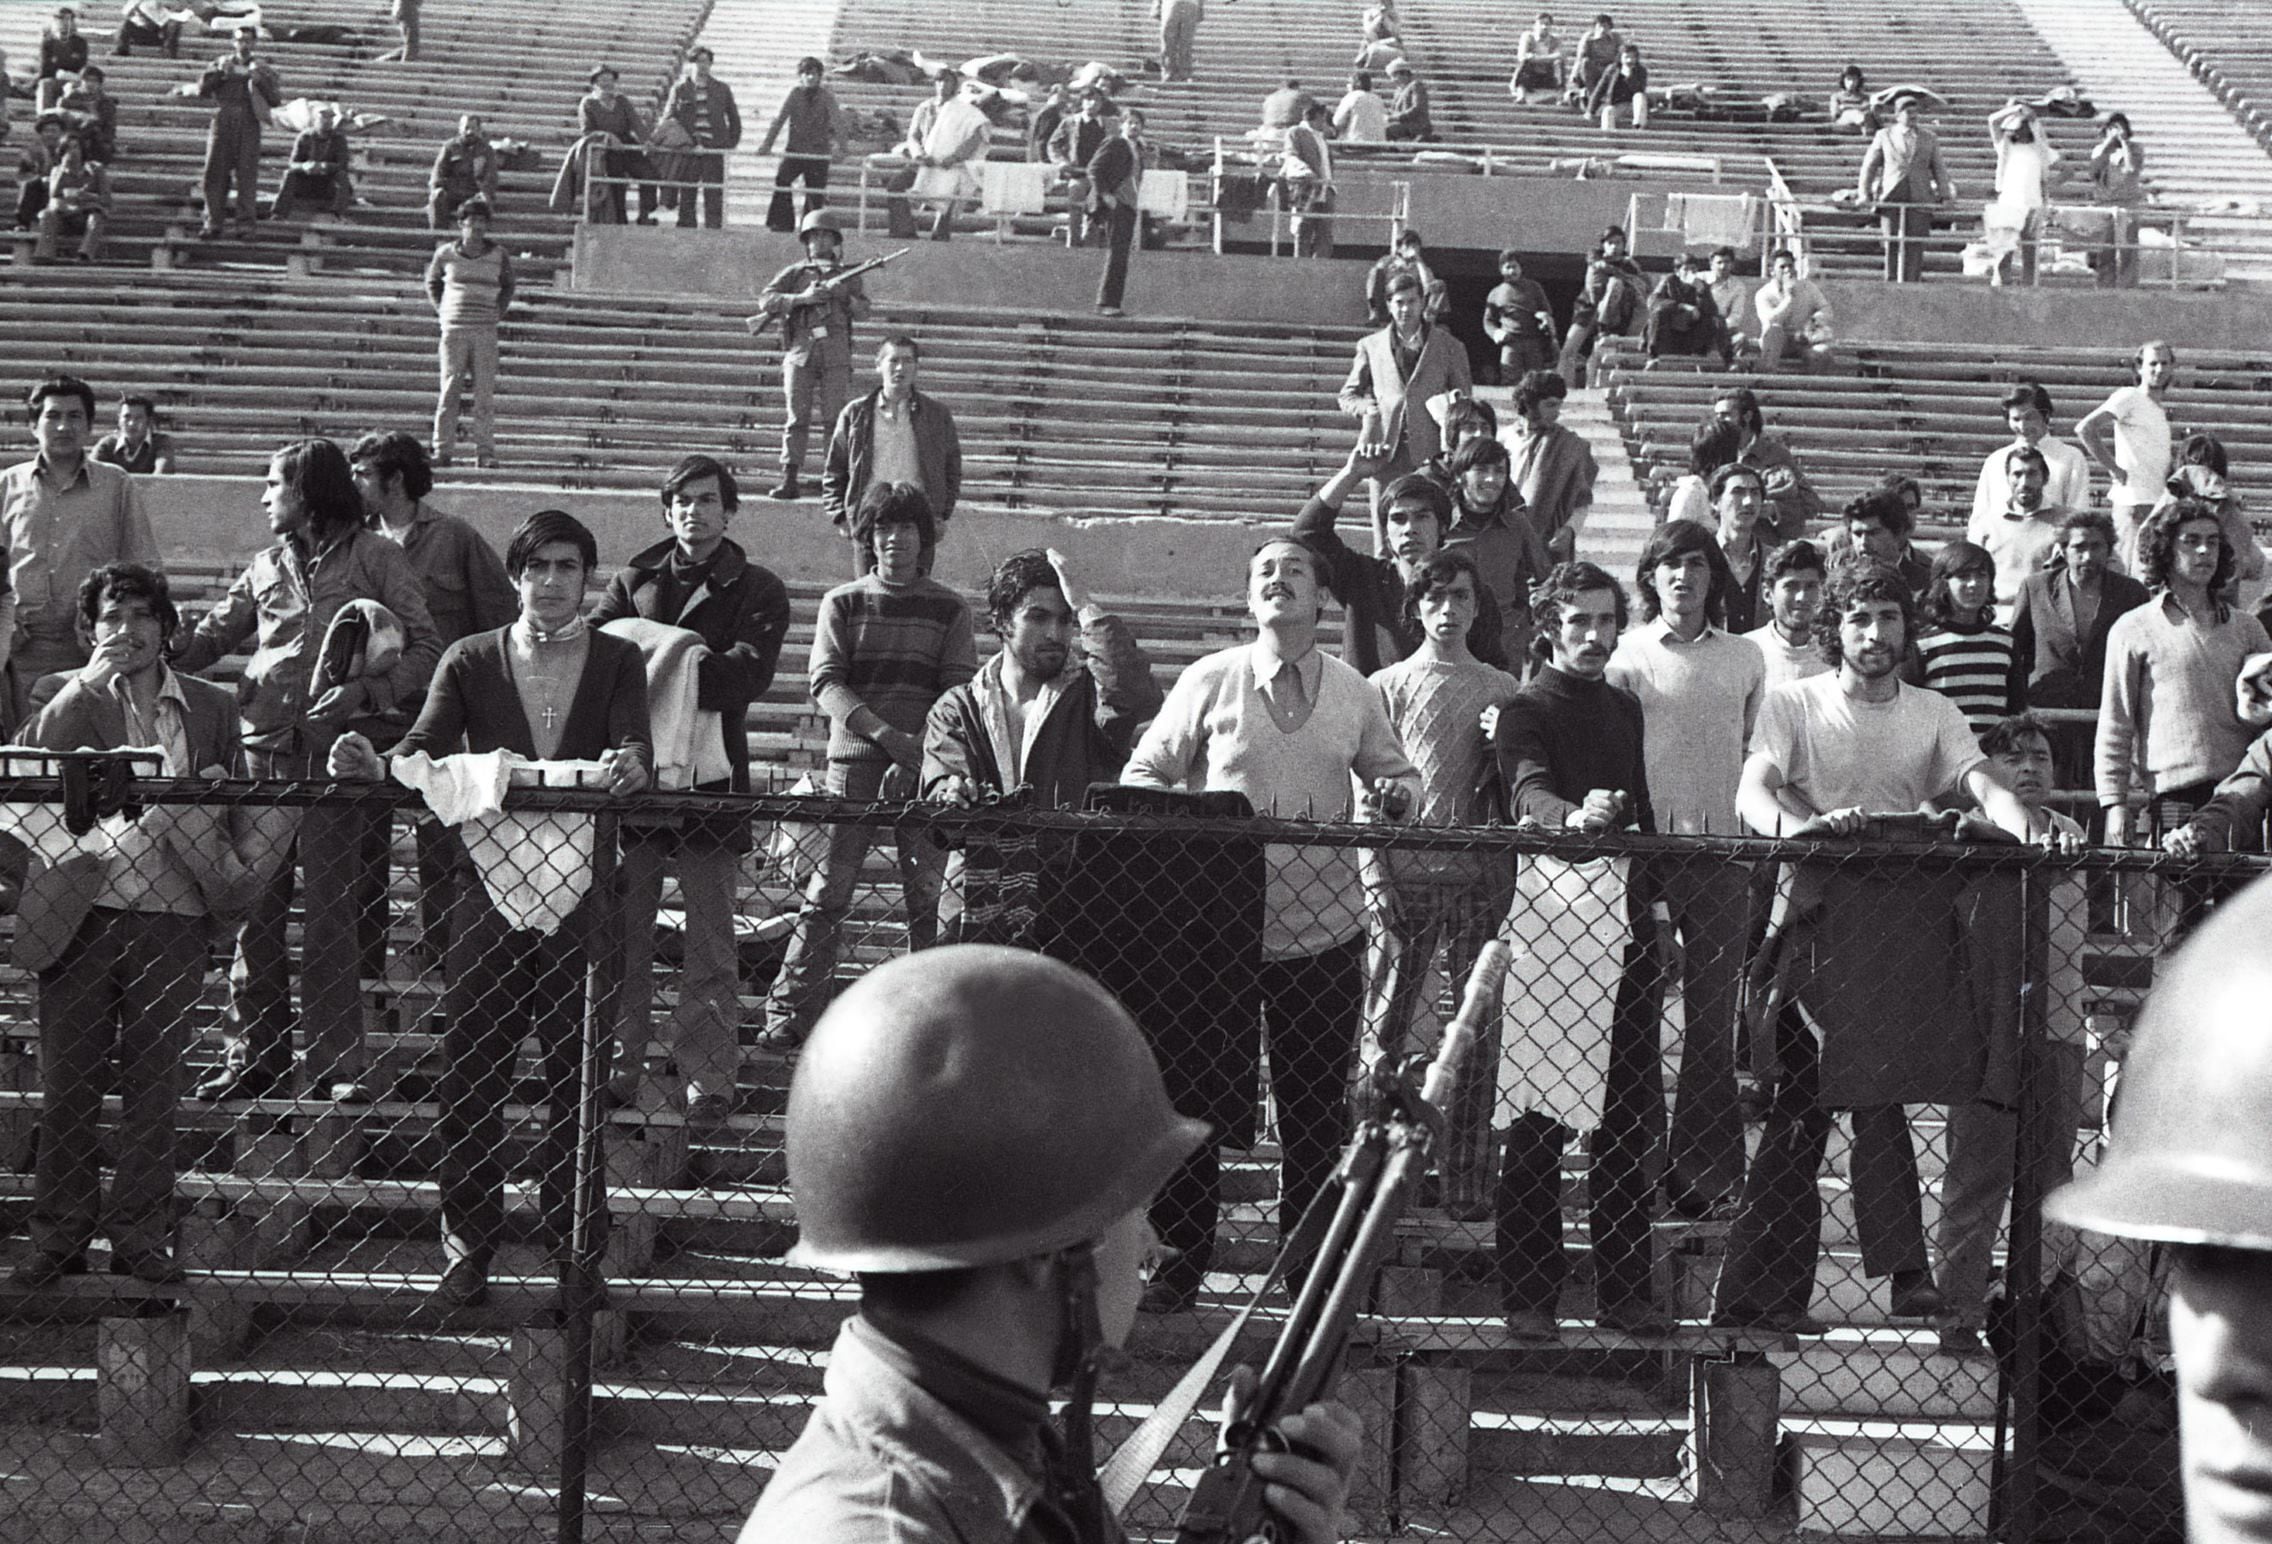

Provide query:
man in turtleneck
left=332, top=509, right=650, bottom=1307
left=741, top=945, right=1360, bottom=1543
left=593, top=454, right=788, bottom=1124
left=1487, top=559, right=1670, bottom=1341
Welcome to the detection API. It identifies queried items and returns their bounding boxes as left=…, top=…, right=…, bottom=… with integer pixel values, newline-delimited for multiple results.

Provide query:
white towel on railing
left=1139, top=169, right=1189, bottom=220
left=1664, top=191, right=1758, bottom=250
left=391, top=750, right=600, bottom=935
left=979, top=160, right=1052, bottom=216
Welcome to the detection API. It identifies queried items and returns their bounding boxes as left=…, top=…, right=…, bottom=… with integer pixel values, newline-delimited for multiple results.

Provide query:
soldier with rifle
left=738, top=943, right=1364, bottom=1542
left=751, top=210, right=897, bottom=503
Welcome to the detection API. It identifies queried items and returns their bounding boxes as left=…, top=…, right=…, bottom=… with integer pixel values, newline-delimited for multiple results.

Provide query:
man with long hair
left=174, top=438, right=439, bottom=1102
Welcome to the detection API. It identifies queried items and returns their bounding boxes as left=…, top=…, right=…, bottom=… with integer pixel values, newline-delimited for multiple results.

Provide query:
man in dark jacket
left=592, top=454, right=790, bottom=1123
left=663, top=47, right=740, bottom=229
left=1087, top=108, right=1146, bottom=315
left=820, top=333, right=962, bottom=571
left=922, top=548, right=1161, bottom=947
left=269, top=102, right=352, bottom=221
left=1643, top=250, right=1731, bottom=363
left=428, top=114, right=498, bottom=229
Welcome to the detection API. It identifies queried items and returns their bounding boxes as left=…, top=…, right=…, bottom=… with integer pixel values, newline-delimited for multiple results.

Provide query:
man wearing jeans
left=1122, top=535, right=1419, bottom=1312
left=594, top=455, right=789, bottom=1122
left=758, top=484, right=974, bottom=1048
left=425, top=198, right=513, bottom=470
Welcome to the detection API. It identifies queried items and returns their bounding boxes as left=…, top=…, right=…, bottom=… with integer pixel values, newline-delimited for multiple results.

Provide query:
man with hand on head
left=330, top=509, right=649, bottom=1308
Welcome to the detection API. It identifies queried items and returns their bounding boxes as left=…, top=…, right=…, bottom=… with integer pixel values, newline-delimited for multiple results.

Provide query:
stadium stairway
left=2007, top=0, right=2272, bottom=280
left=692, top=0, right=850, bottom=230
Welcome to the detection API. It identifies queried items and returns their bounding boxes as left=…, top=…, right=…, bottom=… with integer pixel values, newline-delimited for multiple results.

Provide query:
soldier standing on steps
left=752, top=209, right=868, bottom=503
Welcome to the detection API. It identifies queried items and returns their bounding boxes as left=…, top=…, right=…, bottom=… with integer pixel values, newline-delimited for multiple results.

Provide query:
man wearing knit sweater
left=1122, top=535, right=1419, bottom=1312
left=1743, top=539, right=1832, bottom=691
left=760, top=484, right=976, bottom=1047
left=425, top=198, right=513, bottom=469
left=1607, top=521, right=1765, bottom=1221
left=2097, top=498, right=2272, bottom=847
left=1489, top=560, right=1670, bottom=1339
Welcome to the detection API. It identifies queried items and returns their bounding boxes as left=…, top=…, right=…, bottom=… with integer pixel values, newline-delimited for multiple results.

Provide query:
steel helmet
left=797, top=208, right=842, bottom=241
left=785, top=945, right=1211, bottom=1273
left=2047, top=868, right=2272, bottom=1249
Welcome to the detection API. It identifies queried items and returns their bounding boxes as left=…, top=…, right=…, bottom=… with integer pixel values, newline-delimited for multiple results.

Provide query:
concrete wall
left=1821, top=280, right=2272, bottom=353
left=152, top=476, right=1272, bottom=601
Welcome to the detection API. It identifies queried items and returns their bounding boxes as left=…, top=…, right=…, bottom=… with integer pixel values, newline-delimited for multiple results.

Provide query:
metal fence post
left=556, top=806, right=621, bottom=1544
left=1998, top=859, right=2046, bottom=1544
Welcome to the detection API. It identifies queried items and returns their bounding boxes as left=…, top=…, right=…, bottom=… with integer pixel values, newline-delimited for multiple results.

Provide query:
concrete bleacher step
left=1789, top=1418, right=1996, bottom=1538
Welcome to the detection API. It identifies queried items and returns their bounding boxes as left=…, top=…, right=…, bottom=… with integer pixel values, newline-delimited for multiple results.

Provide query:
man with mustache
left=1122, top=536, right=1419, bottom=1311
left=1713, top=564, right=2038, bottom=1333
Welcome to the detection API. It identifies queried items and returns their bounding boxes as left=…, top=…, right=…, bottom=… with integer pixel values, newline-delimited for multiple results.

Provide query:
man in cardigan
left=759, top=483, right=976, bottom=1049
left=1489, top=560, right=1670, bottom=1339
left=592, top=455, right=789, bottom=1123
left=1122, top=535, right=1419, bottom=1311
left=332, top=509, right=650, bottom=1307
left=1339, top=268, right=1473, bottom=541
left=1292, top=444, right=1508, bottom=674
left=922, top=547, right=1163, bottom=947
left=820, top=334, right=962, bottom=571
left=10, top=563, right=264, bottom=1289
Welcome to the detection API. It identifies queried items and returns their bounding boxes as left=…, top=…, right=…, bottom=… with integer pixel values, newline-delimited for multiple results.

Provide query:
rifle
left=1168, top=940, right=1512, bottom=1544
left=745, top=247, right=909, bottom=338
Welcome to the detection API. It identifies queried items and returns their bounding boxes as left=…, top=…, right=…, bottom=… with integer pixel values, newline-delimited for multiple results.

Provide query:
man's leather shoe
left=1503, top=1309, right=1561, bottom=1344
left=11, top=1252, right=87, bottom=1288
left=326, top=1081, right=374, bottom=1105
left=767, top=476, right=801, bottom=501
left=1937, top=1324, right=1985, bottom=1356
left=432, top=1258, right=490, bottom=1308
left=110, top=1250, right=185, bottom=1285
left=1888, top=1276, right=1948, bottom=1320
left=1597, top=1299, right=1676, bottom=1336
left=1710, top=1306, right=1829, bottom=1336
left=193, top=1067, right=278, bottom=1103
left=684, top=1089, right=733, bottom=1128
left=1139, top=1279, right=1198, bottom=1315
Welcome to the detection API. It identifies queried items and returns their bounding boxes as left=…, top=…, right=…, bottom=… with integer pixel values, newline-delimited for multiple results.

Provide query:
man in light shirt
left=1333, top=69, right=1389, bottom=142
left=1969, top=380, right=2091, bottom=528
left=2077, top=340, right=2176, bottom=561
left=1743, top=539, right=1831, bottom=690
left=1752, top=248, right=1833, bottom=375
left=1967, top=443, right=2068, bottom=613
left=1123, top=536, right=1418, bottom=1310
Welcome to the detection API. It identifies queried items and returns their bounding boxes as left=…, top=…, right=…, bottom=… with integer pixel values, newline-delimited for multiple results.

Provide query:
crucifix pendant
left=542, top=702, right=559, bottom=731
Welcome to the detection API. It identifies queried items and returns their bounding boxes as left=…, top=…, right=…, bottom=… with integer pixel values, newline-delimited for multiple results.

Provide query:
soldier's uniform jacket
left=759, top=259, right=870, bottom=363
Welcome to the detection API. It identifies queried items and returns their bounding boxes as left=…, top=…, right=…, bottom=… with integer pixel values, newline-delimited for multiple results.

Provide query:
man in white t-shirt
left=1333, top=70, right=1389, bottom=142
left=2077, top=340, right=2175, bottom=560
left=1970, top=380, right=2090, bottom=528
left=1606, top=519, right=1764, bottom=1220
left=1712, top=564, right=2038, bottom=1335
left=1743, top=538, right=1831, bottom=691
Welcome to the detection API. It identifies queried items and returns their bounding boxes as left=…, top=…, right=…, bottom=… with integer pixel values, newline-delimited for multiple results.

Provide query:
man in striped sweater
left=425, top=197, right=513, bottom=469
left=759, top=483, right=976, bottom=1047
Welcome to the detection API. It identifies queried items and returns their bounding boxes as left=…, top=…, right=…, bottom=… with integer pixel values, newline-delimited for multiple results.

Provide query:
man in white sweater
left=1744, top=539, right=1833, bottom=691
left=1606, top=519, right=1765, bottom=1219
left=1123, top=536, right=1419, bottom=1311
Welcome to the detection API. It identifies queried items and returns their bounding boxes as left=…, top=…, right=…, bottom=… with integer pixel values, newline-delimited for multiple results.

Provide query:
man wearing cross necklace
left=333, top=509, right=650, bottom=1306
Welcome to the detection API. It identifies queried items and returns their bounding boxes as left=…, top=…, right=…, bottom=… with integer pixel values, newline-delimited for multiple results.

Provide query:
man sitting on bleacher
left=1752, top=248, right=1834, bottom=376
left=114, top=0, right=184, bottom=58
left=1642, top=251, right=1729, bottom=364
left=33, top=130, right=109, bottom=263
left=886, top=70, right=989, bottom=243
left=268, top=102, right=352, bottom=222
left=8, top=563, right=264, bottom=1291
left=428, top=115, right=498, bottom=230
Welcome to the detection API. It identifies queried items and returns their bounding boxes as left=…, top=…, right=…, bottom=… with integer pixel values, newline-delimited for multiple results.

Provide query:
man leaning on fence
left=1121, top=532, right=1419, bottom=1313
left=924, top=546, right=1163, bottom=946
left=174, top=438, right=440, bottom=1104
left=1712, top=562, right=2042, bottom=1334
left=758, top=483, right=975, bottom=1050
left=10, top=564, right=273, bottom=1289
left=594, top=454, right=790, bottom=1125
left=332, top=509, right=650, bottom=1308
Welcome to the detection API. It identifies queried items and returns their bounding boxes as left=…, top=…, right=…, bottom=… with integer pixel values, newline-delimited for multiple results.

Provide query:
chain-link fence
left=0, top=771, right=2251, bottom=1543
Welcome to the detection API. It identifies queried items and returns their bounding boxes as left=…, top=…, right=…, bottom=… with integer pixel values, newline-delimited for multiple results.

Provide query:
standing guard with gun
left=752, top=210, right=871, bottom=504
left=740, top=945, right=1363, bottom=1543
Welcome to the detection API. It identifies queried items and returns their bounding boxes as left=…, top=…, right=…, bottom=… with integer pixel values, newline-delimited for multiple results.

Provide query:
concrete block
left=98, top=1310, right=192, bottom=1465
left=1375, top=1265, right=1441, bottom=1317
left=507, top=1324, right=571, bottom=1474
left=1791, top=1428, right=1993, bottom=1538
left=1397, top=1362, right=1470, bottom=1509
left=1340, top=1364, right=1394, bottom=1533
left=185, top=1296, right=256, bottom=1363
left=1691, top=1357, right=1779, bottom=1518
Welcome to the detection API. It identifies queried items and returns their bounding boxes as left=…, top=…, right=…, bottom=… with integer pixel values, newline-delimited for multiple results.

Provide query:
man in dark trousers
left=757, top=56, right=842, bottom=231
left=195, top=25, right=279, bottom=239
left=1088, top=107, right=1146, bottom=316
left=593, top=454, right=789, bottom=1123
left=269, top=101, right=352, bottom=221
left=1047, top=90, right=1113, bottom=244
left=753, top=209, right=870, bottom=502
left=664, top=47, right=740, bottom=230
left=1489, top=560, right=1673, bottom=1340
left=821, top=333, right=962, bottom=570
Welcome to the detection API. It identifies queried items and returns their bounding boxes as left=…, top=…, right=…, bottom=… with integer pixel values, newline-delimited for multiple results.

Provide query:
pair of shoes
left=684, top=1089, right=733, bottom=1128
left=1936, top=1324, right=1985, bottom=1356
left=1664, top=1185, right=1732, bottom=1221
left=1710, top=1306, right=1829, bottom=1337
left=1597, top=1299, right=1676, bottom=1336
left=1888, top=1274, right=1947, bottom=1321
left=110, top=1250, right=185, bottom=1286
left=326, top=1081, right=373, bottom=1105
left=766, top=476, right=802, bottom=501
left=432, top=1258, right=490, bottom=1308
left=193, top=1066, right=278, bottom=1103
left=1139, top=1279, right=1199, bottom=1315
left=1503, top=1309, right=1561, bottom=1344
left=10, top=1251, right=87, bottom=1288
